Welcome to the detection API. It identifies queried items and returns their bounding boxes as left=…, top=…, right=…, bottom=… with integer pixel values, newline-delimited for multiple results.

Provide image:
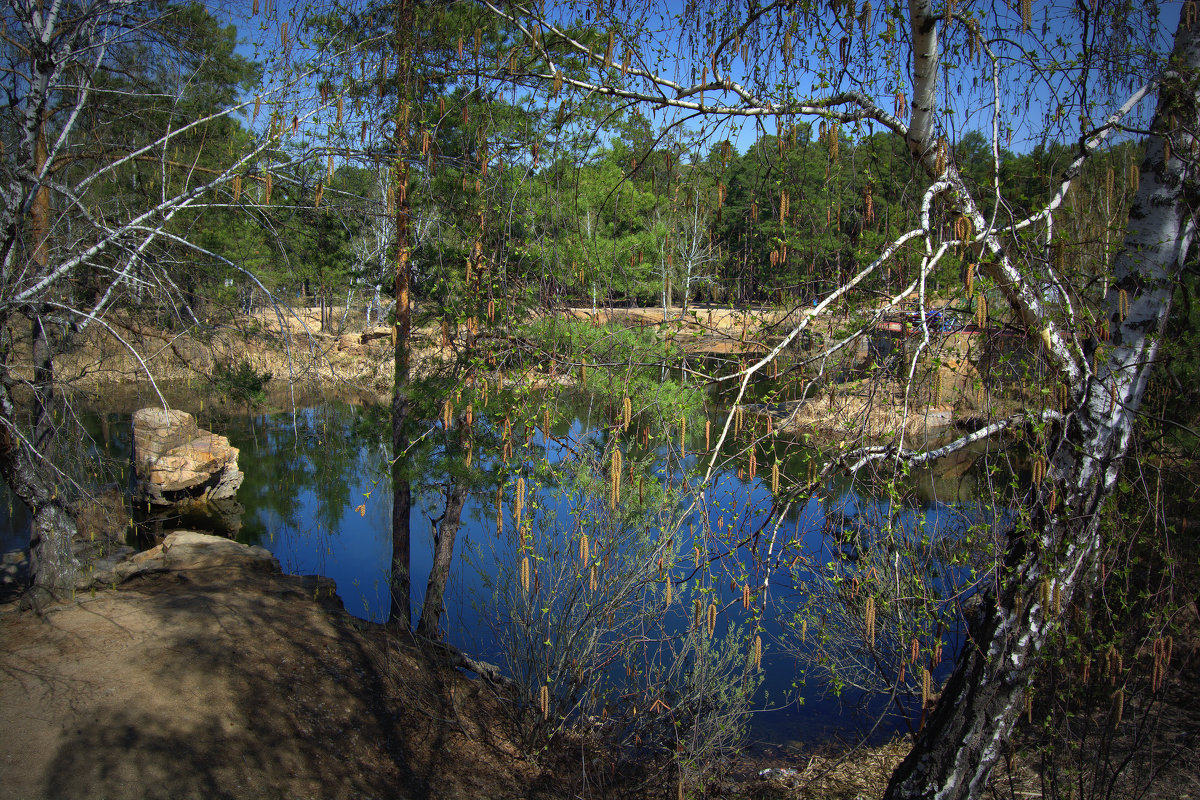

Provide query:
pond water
left=0, top=393, right=997, bottom=752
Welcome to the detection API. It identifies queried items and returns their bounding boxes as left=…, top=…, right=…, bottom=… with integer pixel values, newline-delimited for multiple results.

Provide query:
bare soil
left=0, top=548, right=554, bottom=800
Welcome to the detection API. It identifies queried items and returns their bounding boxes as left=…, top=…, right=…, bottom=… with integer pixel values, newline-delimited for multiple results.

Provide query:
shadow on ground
left=0, top=536, right=546, bottom=800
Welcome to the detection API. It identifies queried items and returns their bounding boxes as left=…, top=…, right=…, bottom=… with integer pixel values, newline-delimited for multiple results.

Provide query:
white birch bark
left=885, top=11, right=1199, bottom=799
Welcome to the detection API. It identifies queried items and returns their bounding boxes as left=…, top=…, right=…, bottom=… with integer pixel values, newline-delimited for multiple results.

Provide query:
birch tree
left=481, top=0, right=1198, bottom=796
left=0, top=0, right=317, bottom=599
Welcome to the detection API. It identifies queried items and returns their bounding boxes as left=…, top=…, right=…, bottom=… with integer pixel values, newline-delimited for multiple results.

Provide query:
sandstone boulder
left=132, top=408, right=244, bottom=505
left=79, top=530, right=280, bottom=589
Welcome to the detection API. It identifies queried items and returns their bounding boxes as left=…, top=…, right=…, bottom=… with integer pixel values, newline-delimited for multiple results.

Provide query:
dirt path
left=0, top=533, right=545, bottom=800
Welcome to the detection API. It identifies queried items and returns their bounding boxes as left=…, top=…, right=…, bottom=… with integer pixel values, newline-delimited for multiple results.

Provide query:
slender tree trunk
left=340, top=286, right=354, bottom=333
left=885, top=13, right=1199, bottom=799
left=417, top=220, right=482, bottom=637
left=390, top=434, right=412, bottom=629
left=415, top=474, right=468, bottom=638
left=30, top=105, right=51, bottom=454
left=388, top=0, right=415, bottom=632
left=30, top=310, right=53, bottom=452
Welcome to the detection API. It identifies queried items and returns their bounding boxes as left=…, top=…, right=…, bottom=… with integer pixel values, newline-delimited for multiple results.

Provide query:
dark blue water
left=0, top=398, right=993, bottom=750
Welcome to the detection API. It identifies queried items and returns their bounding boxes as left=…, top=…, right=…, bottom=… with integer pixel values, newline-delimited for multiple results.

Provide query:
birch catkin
left=865, top=595, right=876, bottom=647
left=515, top=476, right=526, bottom=526
left=954, top=215, right=972, bottom=243
left=610, top=448, right=622, bottom=508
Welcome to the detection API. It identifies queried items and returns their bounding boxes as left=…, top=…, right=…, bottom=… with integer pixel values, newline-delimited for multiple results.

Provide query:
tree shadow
left=19, top=555, right=567, bottom=800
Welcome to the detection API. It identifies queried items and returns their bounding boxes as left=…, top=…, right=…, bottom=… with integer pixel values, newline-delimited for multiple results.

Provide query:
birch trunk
left=885, top=11, right=1199, bottom=799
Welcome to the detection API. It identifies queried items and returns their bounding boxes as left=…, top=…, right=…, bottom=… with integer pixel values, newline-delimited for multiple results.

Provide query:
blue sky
left=215, top=0, right=1185, bottom=161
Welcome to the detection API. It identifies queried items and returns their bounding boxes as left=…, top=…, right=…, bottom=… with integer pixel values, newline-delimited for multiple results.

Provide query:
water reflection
left=0, top=396, right=998, bottom=748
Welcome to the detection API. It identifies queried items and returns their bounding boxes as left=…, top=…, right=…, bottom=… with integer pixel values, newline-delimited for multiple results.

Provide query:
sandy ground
left=0, top=536, right=546, bottom=800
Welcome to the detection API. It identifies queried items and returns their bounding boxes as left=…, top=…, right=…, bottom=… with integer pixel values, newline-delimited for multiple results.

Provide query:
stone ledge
left=78, top=530, right=280, bottom=590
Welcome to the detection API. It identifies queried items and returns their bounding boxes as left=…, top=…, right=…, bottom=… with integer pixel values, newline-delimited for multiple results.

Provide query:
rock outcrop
left=79, top=530, right=282, bottom=589
left=131, top=408, right=244, bottom=506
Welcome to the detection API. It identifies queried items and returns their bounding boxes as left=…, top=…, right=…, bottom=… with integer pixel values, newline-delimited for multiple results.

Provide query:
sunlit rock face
left=131, top=408, right=244, bottom=505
